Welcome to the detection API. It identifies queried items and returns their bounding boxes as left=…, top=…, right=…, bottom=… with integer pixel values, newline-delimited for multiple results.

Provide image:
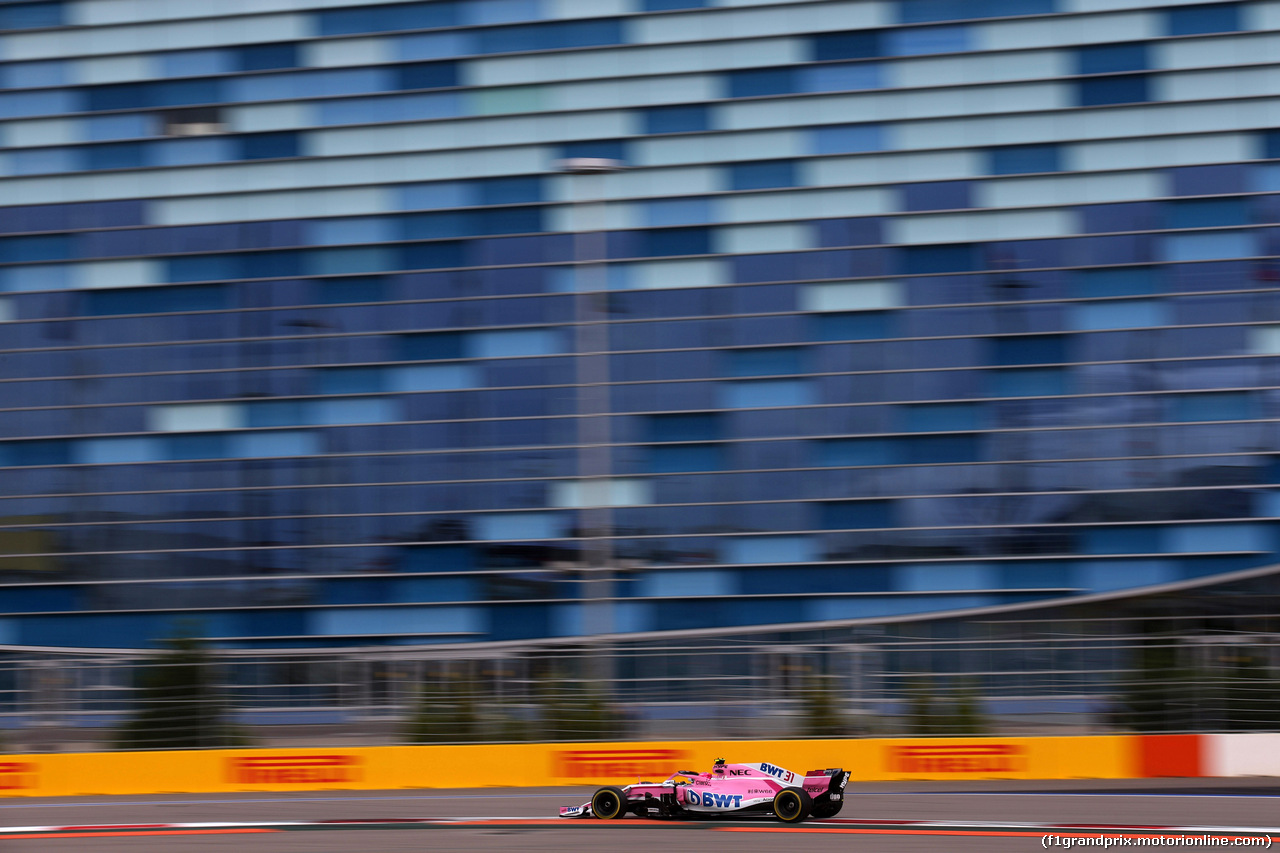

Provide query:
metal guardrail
left=2, top=621, right=1279, bottom=751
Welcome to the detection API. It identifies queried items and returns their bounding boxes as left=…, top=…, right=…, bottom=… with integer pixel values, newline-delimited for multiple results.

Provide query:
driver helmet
left=712, top=757, right=726, bottom=774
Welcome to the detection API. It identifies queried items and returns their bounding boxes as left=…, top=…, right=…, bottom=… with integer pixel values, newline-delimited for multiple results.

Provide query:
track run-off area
left=1, top=780, right=1279, bottom=852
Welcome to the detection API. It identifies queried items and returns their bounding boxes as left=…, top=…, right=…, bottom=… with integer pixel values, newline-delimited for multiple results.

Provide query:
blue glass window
left=0, top=439, right=71, bottom=467
left=86, top=284, right=227, bottom=315
left=1069, top=299, right=1168, bottom=330
left=637, top=227, right=711, bottom=257
left=902, top=181, right=971, bottom=211
left=810, top=123, right=884, bottom=154
left=85, top=83, right=150, bottom=111
left=1077, top=74, right=1150, bottom=106
left=987, top=144, right=1060, bottom=175
left=0, top=2, right=63, bottom=29
left=9, top=148, right=78, bottom=175
left=84, top=114, right=152, bottom=141
left=990, top=367, right=1066, bottom=397
left=4, top=60, right=66, bottom=88
left=724, top=347, right=803, bottom=376
left=647, top=412, right=721, bottom=442
left=398, top=331, right=466, bottom=360
left=85, top=142, right=147, bottom=171
left=235, top=42, right=300, bottom=71
left=1075, top=42, right=1148, bottom=74
left=645, top=198, right=715, bottom=227
left=1167, top=3, right=1240, bottom=35
left=646, top=443, right=725, bottom=473
left=478, top=176, right=543, bottom=205
left=165, top=254, right=238, bottom=282
left=903, top=402, right=984, bottom=431
left=319, top=92, right=461, bottom=125
left=1263, top=131, right=1280, bottom=160
left=726, top=68, right=794, bottom=98
left=165, top=433, right=230, bottom=460
left=0, top=89, right=76, bottom=117
left=900, top=244, right=979, bottom=273
left=477, top=19, right=625, bottom=53
left=1169, top=164, right=1246, bottom=196
left=396, top=61, right=459, bottom=90
left=817, top=437, right=895, bottom=466
left=797, top=62, right=882, bottom=93
left=898, top=0, right=1054, bottom=23
left=992, top=334, right=1066, bottom=365
left=237, top=131, right=301, bottom=160
left=0, top=234, right=72, bottom=262
left=1171, top=391, right=1255, bottom=422
left=811, top=30, right=881, bottom=60
left=151, top=78, right=223, bottom=107
left=728, top=160, right=797, bottom=191
left=318, top=367, right=387, bottom=394
left=316, top=276, right=386, bottom=304
left=471, top=328, right=560, bottom=357
left=811, top=312, right=892, bottom=341
left=903, top=433, right=981, bottom=463
left=559, top=139, right=628, bottom=162
left=641, top=104, right=710, bottom=134
left=317, top=2, right=459, bottom=36
left=644, top=0, right=707, bottom=8
left=246, top=401, right=307, bottom=427
left=884, top=25, right=970, bottom=55
left=396, top=31, right=474, bottom=60
left=723, top=379, right=812, bottom=408
left=1162, top=231, right=1256, bottom=262
left=1165, top=198, right=1249, bottom=228
left=162, top=49, right=232, bottom=77
left=819, top=500, right=894, bottom=529
left=1073, top=266, right=1159, bottom=298
left=154, top=137, right=235, bottom=166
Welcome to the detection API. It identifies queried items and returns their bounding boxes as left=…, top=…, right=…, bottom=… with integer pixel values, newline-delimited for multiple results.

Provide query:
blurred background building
left=1, top=0, right=1280, bottom=653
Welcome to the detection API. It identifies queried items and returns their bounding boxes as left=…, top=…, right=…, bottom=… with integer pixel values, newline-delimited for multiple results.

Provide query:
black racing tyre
left=591, top=786, right=628, bottom=820
left=811, top=798, right=843, bottom=819
left=772, top=787, right=812, bottom=824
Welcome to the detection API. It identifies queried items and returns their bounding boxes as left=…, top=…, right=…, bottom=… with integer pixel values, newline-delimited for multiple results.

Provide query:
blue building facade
left=1, top=0, right=1279, bottom=648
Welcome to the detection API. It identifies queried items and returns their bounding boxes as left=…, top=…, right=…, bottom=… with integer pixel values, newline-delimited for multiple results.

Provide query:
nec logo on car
left=686, top=790, right=742, bottom=808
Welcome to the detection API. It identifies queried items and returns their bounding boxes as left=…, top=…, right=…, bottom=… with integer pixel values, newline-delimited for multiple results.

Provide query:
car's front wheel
left=772, top=787, right=812, bottom=823
left=591, top=786, right=628, bottom=820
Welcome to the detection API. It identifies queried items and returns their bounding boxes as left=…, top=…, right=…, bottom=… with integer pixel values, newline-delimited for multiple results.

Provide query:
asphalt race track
left=1, top=779, right=1279, bottom=853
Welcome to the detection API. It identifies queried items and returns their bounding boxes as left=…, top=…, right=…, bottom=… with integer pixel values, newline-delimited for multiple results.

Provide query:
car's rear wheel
left=591, top=786, right=628, bottom=820
left=772, top=787, right=812, bottom=823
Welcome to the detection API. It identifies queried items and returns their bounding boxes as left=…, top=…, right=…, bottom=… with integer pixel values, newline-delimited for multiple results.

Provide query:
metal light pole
left=556, top=157, right=625, bottom=686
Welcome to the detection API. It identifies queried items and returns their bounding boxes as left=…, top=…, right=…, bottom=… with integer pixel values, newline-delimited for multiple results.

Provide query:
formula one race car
left=558, top=758, right=850, bottom=823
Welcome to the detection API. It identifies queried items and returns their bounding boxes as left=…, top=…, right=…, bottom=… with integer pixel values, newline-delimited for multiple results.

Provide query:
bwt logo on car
left=686, top=790, right=743, bottom=808
left=227, top=755, right=361, bottom=784
left=759, top=763, right=793, bottom=781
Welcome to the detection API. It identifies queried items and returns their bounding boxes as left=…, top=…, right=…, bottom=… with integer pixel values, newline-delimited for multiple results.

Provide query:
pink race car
left=558, top=758, right=850, bottom=823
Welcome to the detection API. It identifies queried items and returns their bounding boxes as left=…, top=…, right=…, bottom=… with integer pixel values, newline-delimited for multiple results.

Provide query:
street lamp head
left=555, top=157, right=627, bottom=174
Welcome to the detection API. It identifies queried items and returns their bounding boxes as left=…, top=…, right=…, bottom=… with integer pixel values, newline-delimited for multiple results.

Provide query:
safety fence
left=2, top=620, right=1280, bottom=753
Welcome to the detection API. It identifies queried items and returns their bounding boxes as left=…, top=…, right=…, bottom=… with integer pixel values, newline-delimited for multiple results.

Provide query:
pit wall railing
left=4, top=628, right=1280, bottom=752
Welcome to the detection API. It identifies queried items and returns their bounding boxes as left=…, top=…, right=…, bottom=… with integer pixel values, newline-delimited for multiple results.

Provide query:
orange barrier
left=0, top=736, right=1141, bottom=797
